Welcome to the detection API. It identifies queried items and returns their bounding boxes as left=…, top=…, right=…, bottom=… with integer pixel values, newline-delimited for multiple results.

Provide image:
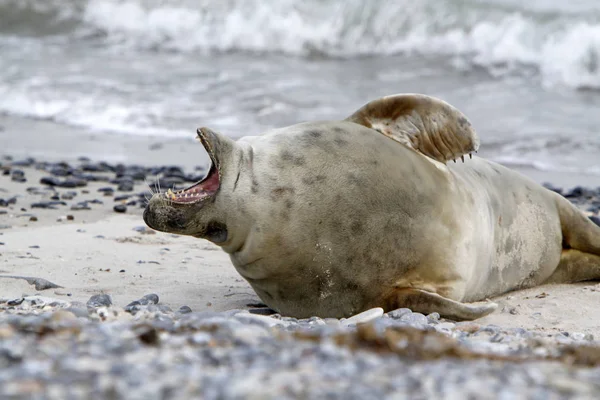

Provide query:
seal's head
left=143, top=127, right=243, bottom=247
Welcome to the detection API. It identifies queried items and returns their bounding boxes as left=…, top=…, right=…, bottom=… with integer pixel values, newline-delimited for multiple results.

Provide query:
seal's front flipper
left=345, top=94, right=479, bottom=164
left=386, top=288, right=497, bottom=321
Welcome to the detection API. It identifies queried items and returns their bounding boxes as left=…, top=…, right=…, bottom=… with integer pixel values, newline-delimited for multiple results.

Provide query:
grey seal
left=144, top=94, right=600, bottom=320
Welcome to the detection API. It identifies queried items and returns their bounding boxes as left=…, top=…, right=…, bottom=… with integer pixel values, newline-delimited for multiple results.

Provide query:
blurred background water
left=1, top=0, right=600, bottom=177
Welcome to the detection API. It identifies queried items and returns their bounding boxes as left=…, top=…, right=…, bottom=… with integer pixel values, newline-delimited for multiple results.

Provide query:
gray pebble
left=387, top=308, right=412, bottom=319
left=178, top=305, right=192, bottom=314
left=7, top=298, right=24, bottom=306
left=86, top=294, right=112, bottom=308
left=400, top=312, right=428, bottom=325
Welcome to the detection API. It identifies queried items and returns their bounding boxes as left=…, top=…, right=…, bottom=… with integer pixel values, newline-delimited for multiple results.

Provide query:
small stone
left=178, top=305, right=192, bottom=314
left=590, top=216, right=600, bottom=227
left=87, top=294, right=112, bottom=308
left=114, top=194, right=130, bottom=201
left=400, top=312, right=428, bottom=325
left=58, top=178, right=87, bottom=188
left=61, top=191, right=77, bottom=200
left=342, top=307, right=384, bottom=326
left=234, top=313, right=286, bottom=328
left=71, top=202, right=91, bottom=211
left=31, top=201, right=67, bottom=209
left=113, top=204, right=127, bottom=213
left=67, top=215, right=74, bottom=221
left=119, top=269, right=125, bottom=273
left=117, top=180, right=135, bottom=192
left=140, top=293, right=159, bottom=305
left=434, top=322, right=456, bottom=332
left=98, top=187, right=114, bottom=193
left=157, top=305, right=172, bottom=313
left=29, top=216, right=38, bottom=222
left=40, top=176, right=61, bottom=186
left=387, top=308, right=412, bottom=319
left=427, top=312, right=441, bottom=322
left=7, top=298, right=24, bottom=306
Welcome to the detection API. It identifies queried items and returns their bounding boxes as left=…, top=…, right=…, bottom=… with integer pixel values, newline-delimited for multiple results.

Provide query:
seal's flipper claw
left=384, top=288, right=497, bottom=321
left=453, top=159, right=456, bottom=163
left=345, top=93, right=479, bottom=164
left=469, top=153, right=472, bottom=159
left=461, top=155, right=464, bottom=163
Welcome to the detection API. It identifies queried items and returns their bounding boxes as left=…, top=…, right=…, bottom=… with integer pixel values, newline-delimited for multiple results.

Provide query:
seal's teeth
left=461, top=155, right=465, bottom=163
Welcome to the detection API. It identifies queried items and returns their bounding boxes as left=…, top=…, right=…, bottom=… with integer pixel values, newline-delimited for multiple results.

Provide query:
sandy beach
left=1, top=123, right=600, bottom=398
left=1, top=139, right=599, bottom=336
left=2, top=0, right=600, bottom=395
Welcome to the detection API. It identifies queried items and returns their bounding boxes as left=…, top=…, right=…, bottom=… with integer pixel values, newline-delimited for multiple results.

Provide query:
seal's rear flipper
left=345, top=94, right=479, bottom=164
left=386, top=288, right=497, bottom=321
left=544, top=249, right=600, bottom=284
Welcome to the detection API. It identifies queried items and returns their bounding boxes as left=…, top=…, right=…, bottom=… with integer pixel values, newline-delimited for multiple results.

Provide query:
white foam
left=0, top=82, right=188, bottom=138
left=74, top=0, right=600, bottom=90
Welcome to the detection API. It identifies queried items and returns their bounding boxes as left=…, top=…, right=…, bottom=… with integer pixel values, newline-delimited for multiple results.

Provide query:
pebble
left=60, top=191, right=77, bottom=200
left=387, top=308, right=412, bottom=319
left=31, top=201, right=67, bottom=209
left=7, top=298, right=24, bottom=306
left=341, top=307, right=384, bottom=326
left=113, top=204, right=127, bottom=213
left=71, top=202, right=91, bottom=211
left=117, top=180, right=134, bottom=192
left=178, top=305, right=192, bottom=314
left=86, top=294, right=113, bottom=309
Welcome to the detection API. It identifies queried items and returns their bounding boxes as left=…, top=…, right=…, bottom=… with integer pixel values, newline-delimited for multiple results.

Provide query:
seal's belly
left=458, top=165, right=563, bottom=300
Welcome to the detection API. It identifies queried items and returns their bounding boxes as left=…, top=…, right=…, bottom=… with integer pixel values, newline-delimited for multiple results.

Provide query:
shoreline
left=2, top=114, right=599, bottom=189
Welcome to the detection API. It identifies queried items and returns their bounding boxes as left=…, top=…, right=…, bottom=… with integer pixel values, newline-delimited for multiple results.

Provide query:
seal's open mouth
left=164, top=129, right=220, bottom=205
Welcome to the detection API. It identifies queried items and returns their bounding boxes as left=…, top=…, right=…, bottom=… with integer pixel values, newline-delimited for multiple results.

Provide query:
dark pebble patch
left=113, top=204, right=127, bottom=213
left=31, top=201, right=67, bottom=209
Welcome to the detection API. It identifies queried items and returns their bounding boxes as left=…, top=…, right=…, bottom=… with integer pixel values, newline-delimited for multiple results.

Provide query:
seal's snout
left=143, top=193, right=189, bottom=233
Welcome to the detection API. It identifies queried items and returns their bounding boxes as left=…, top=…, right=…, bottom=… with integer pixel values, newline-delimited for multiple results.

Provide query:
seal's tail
left=543, top=195, right=600, bottom=284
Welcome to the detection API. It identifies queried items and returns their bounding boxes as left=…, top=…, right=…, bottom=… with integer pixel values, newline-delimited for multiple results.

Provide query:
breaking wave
left=2, top=0, right=600, bottom=89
